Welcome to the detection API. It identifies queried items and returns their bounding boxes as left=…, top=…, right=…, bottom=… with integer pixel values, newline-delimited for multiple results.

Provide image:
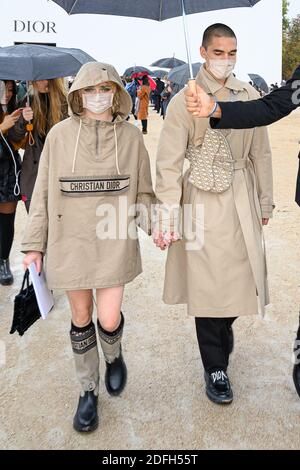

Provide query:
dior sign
left=14, top=20, right=57, bottom=33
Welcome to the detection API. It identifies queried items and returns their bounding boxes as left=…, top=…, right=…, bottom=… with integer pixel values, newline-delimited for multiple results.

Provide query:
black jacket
left=211, top=65, right=300, bottom=206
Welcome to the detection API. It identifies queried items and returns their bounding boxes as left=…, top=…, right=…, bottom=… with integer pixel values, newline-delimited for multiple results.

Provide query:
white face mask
left=207, top=58, right=236, bottom=80
left=82, top=92, right=114, bottom=114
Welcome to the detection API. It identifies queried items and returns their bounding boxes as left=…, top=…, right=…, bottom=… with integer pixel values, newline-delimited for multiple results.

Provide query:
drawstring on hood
left=68, top=62, right=132, bottom=175
left=72, top=118, right=82, bottom=174
left=72, top=119, right=121, bottom=176
left=113, top=123, right=120, bottom=176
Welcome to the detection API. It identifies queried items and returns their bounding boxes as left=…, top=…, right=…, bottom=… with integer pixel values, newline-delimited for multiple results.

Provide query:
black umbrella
left=0, top=44, right=94, bottom=146
left=248, top=73, right=269, bottom=94
left=123, top=66, right=152, bottom=78
left=168, top=62, right=202, bottom=87
left=53, top=0, right=262, bottom=80
left=0, top=44, right=95, bottom=81
left=150, top=57, right=186, bottom=69
left=150, top=70, right=168, bottom=79
left=53, top=1, right=262, bottom=19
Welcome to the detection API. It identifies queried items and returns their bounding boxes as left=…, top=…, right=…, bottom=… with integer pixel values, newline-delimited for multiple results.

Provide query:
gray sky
left=288, top=0, right=300, bottom=18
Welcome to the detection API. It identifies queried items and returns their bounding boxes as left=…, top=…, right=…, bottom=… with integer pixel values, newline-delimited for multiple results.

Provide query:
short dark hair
left=202, top=23, right=236, bottom=49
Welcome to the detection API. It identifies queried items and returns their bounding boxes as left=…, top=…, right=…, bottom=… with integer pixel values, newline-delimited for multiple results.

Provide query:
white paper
left=28, top=263, right=54, bottom=319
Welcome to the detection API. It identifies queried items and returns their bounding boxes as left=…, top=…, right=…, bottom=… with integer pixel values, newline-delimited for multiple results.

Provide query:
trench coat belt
left=234, top=159, right=248, bottom=170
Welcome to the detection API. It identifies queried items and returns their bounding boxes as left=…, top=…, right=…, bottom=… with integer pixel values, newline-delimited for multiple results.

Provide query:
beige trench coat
left=21, top=62, right=155, bottom=290
left=155, top=66, right=275, bottom=318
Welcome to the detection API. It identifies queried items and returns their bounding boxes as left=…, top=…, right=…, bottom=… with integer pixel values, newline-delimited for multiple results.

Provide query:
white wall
left=0, top=0, right=283, bottom=84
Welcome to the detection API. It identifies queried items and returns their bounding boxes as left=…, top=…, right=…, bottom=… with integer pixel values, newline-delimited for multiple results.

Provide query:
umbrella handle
left=188, top=79, right=196, bottom=95
left=26, top=122, right=35, bottom=146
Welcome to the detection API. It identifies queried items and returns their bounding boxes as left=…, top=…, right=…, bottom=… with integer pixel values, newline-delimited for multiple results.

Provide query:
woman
left=0, top=80, right=23, bottom=285
left=137, top=75, right=150, bottom=135
left=22, top=62, right=155, bottom=432
left=10, top=78, right=68, bottom=212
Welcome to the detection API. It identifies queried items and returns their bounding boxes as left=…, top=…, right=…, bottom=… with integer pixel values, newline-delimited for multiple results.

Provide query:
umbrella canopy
left=53, top=0, right=262, bottom=20
left=53, top=0, right=262, bottom=80
left=248, top=73, right=269, bottom=94
left=132, top=73, right=157, bottom=91
left=150, top=57, right=186, bottom=68
left=0, top=44, right=95, bottom=81
left=150, top=70, right=168, bottom=79
left=168, top=62, right=202, bottom=86
left=123, top=66, right=152, bottom=78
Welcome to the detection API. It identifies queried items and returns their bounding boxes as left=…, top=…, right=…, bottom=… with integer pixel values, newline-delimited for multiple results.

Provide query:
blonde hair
left=69, top=81, right=122, bottom=117
left=31, top=78, right=67, bottom=137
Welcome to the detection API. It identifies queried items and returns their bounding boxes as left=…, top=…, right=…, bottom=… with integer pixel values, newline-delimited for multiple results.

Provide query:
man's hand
left=0, top=109, right=22, bottom=133
left=185, top=84, right=221, bottom=119
left=262, top=218, right=269, bottom=226
left=153, top=230, right=180, bottom=251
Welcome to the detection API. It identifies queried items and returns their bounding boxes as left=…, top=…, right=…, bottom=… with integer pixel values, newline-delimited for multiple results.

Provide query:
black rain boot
left=70, top=321, right=100, bottom=432
left=73, top=391, right=99, bottom=433
left=0, top=258, right=13, bottom=286
left=97, top=313, right=127, bottom=396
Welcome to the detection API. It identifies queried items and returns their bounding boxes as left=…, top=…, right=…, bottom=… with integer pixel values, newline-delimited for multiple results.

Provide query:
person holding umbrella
left=137, top=75, right=151, bottom=135
left=154, top=23, right=274, bottom=405
left=0, top=80, right=23, bottom=285
left=10, top=78, right=68, bottom=212
left=21, top=62, right=155, bottom=432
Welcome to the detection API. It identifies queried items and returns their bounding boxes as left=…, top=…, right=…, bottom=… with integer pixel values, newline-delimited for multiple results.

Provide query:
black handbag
left=10, top=270, right=41, bottom=336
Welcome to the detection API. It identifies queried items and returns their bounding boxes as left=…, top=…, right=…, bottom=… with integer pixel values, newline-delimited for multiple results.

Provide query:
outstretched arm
left=185, top=65, right=300, bottom=129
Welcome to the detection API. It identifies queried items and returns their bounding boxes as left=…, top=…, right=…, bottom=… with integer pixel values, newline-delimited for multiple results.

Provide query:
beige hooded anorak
left=21, top=62, right=155, bottom=290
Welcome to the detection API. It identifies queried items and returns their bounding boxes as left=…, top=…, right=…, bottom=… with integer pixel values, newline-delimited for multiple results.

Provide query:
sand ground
left=0, top=106, right=299, bottom=450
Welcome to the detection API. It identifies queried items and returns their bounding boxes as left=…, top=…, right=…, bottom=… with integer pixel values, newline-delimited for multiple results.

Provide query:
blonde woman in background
left=10, top=78, right=68, bottom=211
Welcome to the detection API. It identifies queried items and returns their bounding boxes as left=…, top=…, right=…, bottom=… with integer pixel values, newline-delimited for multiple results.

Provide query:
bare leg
left=96, top=285, right=124, bottom=332
left=67, top=289, right=93, bottom=327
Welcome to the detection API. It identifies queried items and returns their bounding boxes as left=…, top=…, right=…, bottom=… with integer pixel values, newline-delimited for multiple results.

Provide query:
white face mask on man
left=206, top=58, right=236, bottom=80
left=82, top=93, right=114, bottom=114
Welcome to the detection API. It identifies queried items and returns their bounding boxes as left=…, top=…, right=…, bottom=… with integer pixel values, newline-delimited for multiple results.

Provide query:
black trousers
left=195, top=317, right=237, bottom=374
left=141, top=119, right=148, bottom=132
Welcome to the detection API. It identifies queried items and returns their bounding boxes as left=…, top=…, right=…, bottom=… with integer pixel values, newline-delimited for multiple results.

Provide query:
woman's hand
left=23, top=251, right=43, bottom=273
left=0, top=109, right=22, bottom=133
left=22, top=106, right=33, bottom=122
left=153, top=230, right=180, bottom=251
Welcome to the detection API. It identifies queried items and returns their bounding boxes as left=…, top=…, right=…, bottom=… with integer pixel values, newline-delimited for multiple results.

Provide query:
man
left=185, top=63, right=300, bottom=400
left=154, top=24, right=274, bottom=405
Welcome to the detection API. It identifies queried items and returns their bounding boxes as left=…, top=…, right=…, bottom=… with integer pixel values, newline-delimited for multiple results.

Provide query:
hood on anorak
left=68, top=62, right=132, bottom=121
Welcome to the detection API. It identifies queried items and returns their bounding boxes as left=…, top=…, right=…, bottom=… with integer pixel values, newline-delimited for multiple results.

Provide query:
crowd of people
left=0, top=22, right=299, bottom=435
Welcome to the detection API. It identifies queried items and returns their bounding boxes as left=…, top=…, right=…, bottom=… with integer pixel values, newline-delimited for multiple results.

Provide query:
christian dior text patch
left=59, top=175, right=130, bottom=197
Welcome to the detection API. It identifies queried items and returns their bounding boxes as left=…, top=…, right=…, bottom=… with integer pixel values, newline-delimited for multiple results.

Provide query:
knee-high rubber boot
left=70, top=321, right=100, bottom=432
left=97, top=312, right=127, bottom=396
